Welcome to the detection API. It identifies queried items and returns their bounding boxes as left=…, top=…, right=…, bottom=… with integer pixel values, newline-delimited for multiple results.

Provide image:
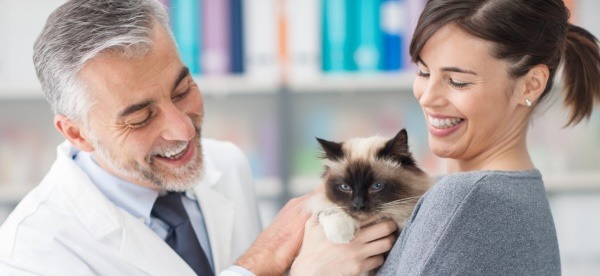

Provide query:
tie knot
left=151, top=192, right=188, bottom=227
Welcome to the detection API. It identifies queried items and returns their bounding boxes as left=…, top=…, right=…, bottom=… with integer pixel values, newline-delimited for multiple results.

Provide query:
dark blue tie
left=152, top=192, right=214, bottom=275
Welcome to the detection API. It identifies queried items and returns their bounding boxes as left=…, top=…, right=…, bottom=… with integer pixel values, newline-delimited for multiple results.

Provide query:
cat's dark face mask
left=317, top=129, right=429, bottom=219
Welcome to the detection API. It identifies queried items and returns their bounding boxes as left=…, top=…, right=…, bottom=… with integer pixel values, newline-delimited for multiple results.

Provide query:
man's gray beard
left=90, top=135, right=204, bottom=192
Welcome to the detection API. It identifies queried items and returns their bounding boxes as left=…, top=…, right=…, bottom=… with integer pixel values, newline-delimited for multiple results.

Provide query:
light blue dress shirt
left=73, top=151, right=214, bottom=270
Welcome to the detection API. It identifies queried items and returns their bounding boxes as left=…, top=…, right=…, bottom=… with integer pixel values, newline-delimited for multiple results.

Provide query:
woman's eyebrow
left=441, top=66, right=477, bottom=75
left=418, top=56, right=477, bottom=75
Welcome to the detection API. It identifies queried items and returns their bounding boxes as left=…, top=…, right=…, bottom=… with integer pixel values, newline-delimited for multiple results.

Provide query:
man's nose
left=161, top=105, right=196, bottom=141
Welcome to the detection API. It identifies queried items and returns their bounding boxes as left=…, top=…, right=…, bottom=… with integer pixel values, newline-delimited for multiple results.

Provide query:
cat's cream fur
left=309, top=130, right=431, bottom=244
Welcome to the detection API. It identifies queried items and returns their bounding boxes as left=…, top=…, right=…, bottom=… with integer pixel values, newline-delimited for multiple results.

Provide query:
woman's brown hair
left=410, top=0, right=600, bottom=126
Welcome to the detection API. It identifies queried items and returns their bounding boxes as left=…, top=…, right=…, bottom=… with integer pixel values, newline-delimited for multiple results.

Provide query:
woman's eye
left=416, top=69, right=430, bottom=77
left=371, top=182, right=384, bottom=191
left=449, top=79, right=470, bottom=89
left=337, top=184, right=352, bottom=192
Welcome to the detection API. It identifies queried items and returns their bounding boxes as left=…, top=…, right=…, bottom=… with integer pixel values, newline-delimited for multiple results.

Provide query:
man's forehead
left=77, top=25, right=185, bottom=117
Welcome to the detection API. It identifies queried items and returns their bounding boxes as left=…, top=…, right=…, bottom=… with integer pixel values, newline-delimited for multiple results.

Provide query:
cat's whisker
left=377, top=203, right=415, bottom=211
left=379, top=197, right=421, bottom=207
left=377, top=209, right=412, bottom=217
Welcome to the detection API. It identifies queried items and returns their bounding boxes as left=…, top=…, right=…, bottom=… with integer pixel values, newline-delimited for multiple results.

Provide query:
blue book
left=230, top=0, right=245, bottom=74
left=347, top=0, right=382, bottom=72
left=381, top=0, right=407, bottom=71
left=322, top=0, right=347, bottom=72
left=170, top=0, right=201, bottom=75
left=344, top=0, right=358, bottom=71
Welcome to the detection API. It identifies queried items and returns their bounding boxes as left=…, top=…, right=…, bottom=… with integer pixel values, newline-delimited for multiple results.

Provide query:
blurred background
left=1, top=0, right=599, bottom=274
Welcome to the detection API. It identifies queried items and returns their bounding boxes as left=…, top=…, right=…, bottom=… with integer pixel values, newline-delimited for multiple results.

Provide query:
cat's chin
left=350, top=213, right=371, bottom=222
left=350, top=213, right=387, bottom=225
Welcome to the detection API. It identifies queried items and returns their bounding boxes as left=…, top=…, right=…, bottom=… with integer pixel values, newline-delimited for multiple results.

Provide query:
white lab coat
left=0, top=139, right=262, bottom=275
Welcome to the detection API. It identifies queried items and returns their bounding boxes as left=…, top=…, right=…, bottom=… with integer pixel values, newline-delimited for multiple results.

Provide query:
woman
left=294, top=0, right=600, bottom=275
left=379, top=0, right=600, bottom=274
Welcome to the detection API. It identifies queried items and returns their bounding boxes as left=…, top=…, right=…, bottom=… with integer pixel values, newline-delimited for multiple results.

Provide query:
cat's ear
left=316, top=137, right=344, bottom=161
left=377, top=129, right=416, bottom=166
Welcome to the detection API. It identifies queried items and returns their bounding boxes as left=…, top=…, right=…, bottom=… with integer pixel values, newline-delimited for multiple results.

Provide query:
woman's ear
left=517, top=64, right=549, bottom=107
left=54, top=114, right=95, bottom=152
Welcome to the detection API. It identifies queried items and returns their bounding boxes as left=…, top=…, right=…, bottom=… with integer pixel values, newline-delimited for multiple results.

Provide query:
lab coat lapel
left=119, top=214, right=196, bottom=276
left=194, top=167, right=234, bottom=273
left=56, top=142, right=196, bottom=275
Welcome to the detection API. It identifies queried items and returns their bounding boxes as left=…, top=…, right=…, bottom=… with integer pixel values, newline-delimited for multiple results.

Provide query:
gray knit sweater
left=378, top=169, right=561, bottom=275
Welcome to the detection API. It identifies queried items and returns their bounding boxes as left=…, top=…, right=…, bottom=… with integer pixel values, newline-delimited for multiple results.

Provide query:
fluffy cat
left=309, top=129, right=431, bottom=244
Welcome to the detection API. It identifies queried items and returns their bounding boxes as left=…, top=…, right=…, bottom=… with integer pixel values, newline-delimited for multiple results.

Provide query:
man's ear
left=516, top=64, right=549, bottom=107
left=54, top=114, right=95, bottom=152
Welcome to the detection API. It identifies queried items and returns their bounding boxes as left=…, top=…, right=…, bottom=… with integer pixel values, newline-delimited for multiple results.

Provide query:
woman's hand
left=290, top=216, right=398, bottom=275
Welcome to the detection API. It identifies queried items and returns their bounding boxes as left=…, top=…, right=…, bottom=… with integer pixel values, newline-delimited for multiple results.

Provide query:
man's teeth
left=157, top=143, right=188, bottom=159
left=429, top=116, right=463, bottom=129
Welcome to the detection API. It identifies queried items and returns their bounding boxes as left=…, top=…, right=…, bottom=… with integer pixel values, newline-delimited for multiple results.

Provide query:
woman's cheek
left=413, top=78, right=425, bottom=102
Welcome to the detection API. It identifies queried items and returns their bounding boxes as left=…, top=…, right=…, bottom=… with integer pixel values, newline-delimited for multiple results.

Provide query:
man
left=0, top=0, right=396, bottom=275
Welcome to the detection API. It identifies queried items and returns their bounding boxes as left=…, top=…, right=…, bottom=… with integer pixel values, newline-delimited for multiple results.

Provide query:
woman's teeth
left=157, top=143, right=188, bottom=159
left=429, top=116, right=463, bottom=129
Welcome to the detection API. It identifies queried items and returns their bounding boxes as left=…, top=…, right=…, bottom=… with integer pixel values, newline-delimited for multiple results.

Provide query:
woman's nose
left=415, top=78, right=445, bottom=108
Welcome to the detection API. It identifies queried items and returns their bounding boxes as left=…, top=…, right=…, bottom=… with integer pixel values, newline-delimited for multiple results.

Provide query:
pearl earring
left=525, top=99, right=532, bottom=107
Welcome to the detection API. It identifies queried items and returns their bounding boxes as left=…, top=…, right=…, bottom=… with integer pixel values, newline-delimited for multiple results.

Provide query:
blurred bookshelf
left=1, top=0, right=600, bottom=274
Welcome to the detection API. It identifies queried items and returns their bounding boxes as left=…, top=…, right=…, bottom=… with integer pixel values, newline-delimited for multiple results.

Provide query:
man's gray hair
left=33, top=0, right=171, bottom=123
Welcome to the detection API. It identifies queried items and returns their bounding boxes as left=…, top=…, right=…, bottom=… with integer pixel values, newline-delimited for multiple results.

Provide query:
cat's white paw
left=319, top=212, right=358, bottom=244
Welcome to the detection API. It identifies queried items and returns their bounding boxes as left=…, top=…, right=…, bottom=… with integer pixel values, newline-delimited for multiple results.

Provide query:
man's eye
left=128, top=112, right=154, bottom=128
left=173, top=89, right=190, bottom=101
left=130, top=117, right=151, bottom=128
left=173, top=80, right=193, bottom=101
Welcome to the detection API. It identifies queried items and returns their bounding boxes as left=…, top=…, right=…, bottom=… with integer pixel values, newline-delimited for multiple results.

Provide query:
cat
left=309, top=129, right=432, bottom=244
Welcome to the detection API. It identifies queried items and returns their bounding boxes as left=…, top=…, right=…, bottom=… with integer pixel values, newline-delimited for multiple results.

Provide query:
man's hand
left=290, top=217, right=398, bottom=275
left=234, top=191, right=314, bottom=275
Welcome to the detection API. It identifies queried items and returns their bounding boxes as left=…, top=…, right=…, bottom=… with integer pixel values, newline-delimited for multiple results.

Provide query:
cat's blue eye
left=371, top=182, right=384, bottom=191
left=337, top=184, right=352, bottom=192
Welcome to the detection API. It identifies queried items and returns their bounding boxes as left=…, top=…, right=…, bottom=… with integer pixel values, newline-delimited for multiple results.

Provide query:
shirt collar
left=73, top=151, right=160, bottom=225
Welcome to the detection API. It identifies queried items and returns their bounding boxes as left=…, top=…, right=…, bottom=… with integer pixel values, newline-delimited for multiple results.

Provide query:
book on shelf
left=322, top=0, right=347, bottom=72
left=381, top=0, right=408, bottom=71
left=202, top=0, right=230, bottom=75
left=243, top=0, right=281, bottom=82
left=346, top=0, right=382, bottom=71
left=162, top=0, right=426, bottom=82
left=229, top=0, right=245, bottom=74
left=564, top=0, right=576, bottom=23
left=170, top=0, right=202, bottom=75
left=321, top=0, right=419, bottom=74
left=0, top=3, right=6, bottom=87
left=286, top=0, right=321, bottom=82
